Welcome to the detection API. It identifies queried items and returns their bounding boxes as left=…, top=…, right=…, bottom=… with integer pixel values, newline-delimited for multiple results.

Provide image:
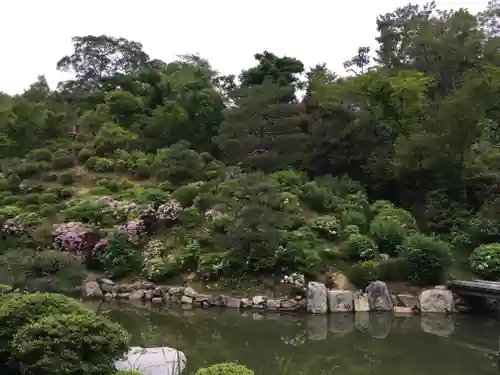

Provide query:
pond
left=88, top=301, right=500, bottom=375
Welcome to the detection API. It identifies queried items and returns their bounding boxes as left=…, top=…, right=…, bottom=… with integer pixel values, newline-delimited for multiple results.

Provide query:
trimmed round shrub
left=194, top=362, right=255, bottom=375
left=346, top=260, right=379, bottom=289
left=369, top=216, right=406, bottom=256
left=375, top=258, right=410, bottom=282
left=11, top=313, right=130, bottom=375
left=57, top=171, right=75, bottom=185
left=172, top=183, right=202, bottom=207
left=0, top=293, right=92, bottom=354
left=470, top=243, right=500, bottom=280
left=27, top=148, right=52, bottom=162
left=400, top=233, right=452, bottom=286
left=29, top=250, right=87, bottom=292
left=342, top=234, right=377, bottom=261
left=51, top=150, right=74, bottom=169
left=77, top=148, right=95, bottom=163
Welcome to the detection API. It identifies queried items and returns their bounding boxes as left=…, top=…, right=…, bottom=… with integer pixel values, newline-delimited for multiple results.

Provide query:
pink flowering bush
left=115, top=219, right=143, bottom=244
left=52, top=222, right=90, bottom=261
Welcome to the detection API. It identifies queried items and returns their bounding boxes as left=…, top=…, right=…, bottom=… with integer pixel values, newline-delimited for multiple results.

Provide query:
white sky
left=0, top=0, right=489, bottom=95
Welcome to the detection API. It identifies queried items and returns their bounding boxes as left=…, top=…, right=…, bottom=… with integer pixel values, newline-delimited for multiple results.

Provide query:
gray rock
left=117, top=293, right=130, bottom=299
left=152, top=287, right=164, bottom=298
left=183, top=287, right=198, bottom=298
left=104, top=293, right=113, bottom=300
left=419, top=289, right=453, bottom=313
left=144, top=290, right=153, bottom=300
left=266, top=299, right=281, bottom=311
left=82, top=281, right=103, bottom=298
left=226, top=298, right=242, bottom=308
left=129, top=290, right=145, bottom=300
left=151, top=297, right=163, bottom=304
left=354, top=292, right=370, bottom=312
left=327, top=290, right=354, bottom=312
left=114, top=346, right=186, bottom=375
left=180, top=296, right=193, bottom=304
left=208, top=295, right=228, bottom=307
left=397, top=293, right=418, bottom=310
left=366, top=281, right=393, bottom=312
left=241, top=298, right=252, bottom=308
left=306, top=282, right=327, bottom=314
left=168, top=286, right=184, bottom=296
left=100, top=283, right=116, bottom=294
left=133, top=281, right=155, bottom=290
left=280, top=299, right=299, bottom=311
left=99, top=278, right=115, bottom=286
left=252, top=295, right=267, bottom=306
left=117, top=284, right=134, bottom=293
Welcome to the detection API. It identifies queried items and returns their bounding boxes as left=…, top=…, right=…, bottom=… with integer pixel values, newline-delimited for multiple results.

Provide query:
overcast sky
left=0, top=0, right=488, bottom=95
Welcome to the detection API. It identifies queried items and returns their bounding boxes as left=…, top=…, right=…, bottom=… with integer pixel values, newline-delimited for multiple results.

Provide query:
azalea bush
left=470, top=243, right=500, bottom=280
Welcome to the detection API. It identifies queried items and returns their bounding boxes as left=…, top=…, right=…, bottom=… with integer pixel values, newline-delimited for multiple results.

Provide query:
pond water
left=90, top=301, right=500, bottom=375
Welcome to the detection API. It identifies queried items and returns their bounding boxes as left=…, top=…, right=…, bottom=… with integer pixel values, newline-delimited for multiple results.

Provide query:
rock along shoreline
left=83, top=279, right=458, bottom=314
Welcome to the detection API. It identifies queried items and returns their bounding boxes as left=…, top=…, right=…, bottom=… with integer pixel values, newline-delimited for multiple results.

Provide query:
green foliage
left=11, top=312, right=130, bottom=375
left=347, top=260, right=379, bottom=288
left=4, top=6, right=500, bottom=283
left=470, top=243, right=500, bottom=280
left=0, top=293, right=91, bottom=354
left=95, top=231, right=143, bottom=278
left=400, top=233, right=452, bottom=286
left=194, top=362, right=255, bottom=375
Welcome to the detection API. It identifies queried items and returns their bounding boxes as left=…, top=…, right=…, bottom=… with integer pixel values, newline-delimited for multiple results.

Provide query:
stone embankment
left=82, top=278, right=455, bottom=314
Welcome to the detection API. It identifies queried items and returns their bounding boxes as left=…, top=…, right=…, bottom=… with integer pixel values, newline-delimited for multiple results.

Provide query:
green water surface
left=90, top=301, right=500, bottom=375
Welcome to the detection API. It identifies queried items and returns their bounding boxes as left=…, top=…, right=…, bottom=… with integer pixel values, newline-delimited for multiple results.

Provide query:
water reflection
left=88, top=301, right=500, bottom=375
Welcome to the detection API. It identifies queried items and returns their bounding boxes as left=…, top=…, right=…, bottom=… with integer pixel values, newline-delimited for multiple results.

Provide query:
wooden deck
left=448, top=280, right=500, bottom=300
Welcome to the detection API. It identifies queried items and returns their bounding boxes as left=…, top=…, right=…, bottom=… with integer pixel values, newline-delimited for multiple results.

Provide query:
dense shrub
left=342, top=234, right=376, bottom=261
left=470, top=243, right=500, bottom=280
left=0, top=293, right=91, bottom=354
left=57, top=171, right=75, bottom=185
left=95, top=231, right=143, bottom=277
left=51, top=150, right=74, bottom=169
left=375, top=258, right=410, bottom=282
left=194, top=362, right=255, bottom=375
left=172, top=183, right=202, bottom=207
left=346, top=260, right=379, bottom=288
left=400, top=233, right=452, bottom=285
left=27, top=148, right=52, bottom=162
left=85, top=156, right=115, bottom=172
left=369, top=215, right=407, bottom=256
left=11, top=312, right=130, bottom=375
left=30, top=250, right=87, bottom=292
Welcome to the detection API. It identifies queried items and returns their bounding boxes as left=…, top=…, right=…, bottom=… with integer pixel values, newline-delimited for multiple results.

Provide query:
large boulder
left=114, top=346, right=186, bottom=375
left=327, top=290, right=354, bottom=312
left=307, top=282, right=328, bottom=314
left=419, top=288, right=454, bottom=313
left=366, top=281, right=393, bottom=312
left=82, top=281, right=103, bottom=298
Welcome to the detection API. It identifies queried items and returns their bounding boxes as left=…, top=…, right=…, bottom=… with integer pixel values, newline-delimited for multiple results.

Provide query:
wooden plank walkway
left=448, top=280, right=500, bottom=300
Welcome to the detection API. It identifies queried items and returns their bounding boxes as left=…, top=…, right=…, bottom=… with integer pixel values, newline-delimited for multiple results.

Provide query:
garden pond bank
left=82, top=277, right=468, bottom=314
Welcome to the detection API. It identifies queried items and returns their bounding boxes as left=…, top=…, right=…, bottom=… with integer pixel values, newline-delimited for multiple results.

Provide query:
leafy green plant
left=470, top=243, right=500, bottom=280
left=400, top=233, right=452, bottom=286
left=11, top=312, right=130, bottom=375
left=194, top=362, right=255, bottom=375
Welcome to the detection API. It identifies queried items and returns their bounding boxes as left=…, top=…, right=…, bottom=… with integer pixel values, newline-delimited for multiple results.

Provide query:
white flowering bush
left=142, top=239, right=168, bottom=280
left=280, top=272, right=305, bottom=289
left=2, top=217, right=26, bottom=236
left=311, top=215, right=341, bottom=239
left=157, top=199, right=183, bottom=220
left=470, top=243, right=500, bottom=280
left=101, top=196, right=138, bottom=220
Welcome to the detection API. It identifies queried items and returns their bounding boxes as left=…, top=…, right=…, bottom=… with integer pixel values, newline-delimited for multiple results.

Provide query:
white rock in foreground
left=115, top=346, right=187, bottom=375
